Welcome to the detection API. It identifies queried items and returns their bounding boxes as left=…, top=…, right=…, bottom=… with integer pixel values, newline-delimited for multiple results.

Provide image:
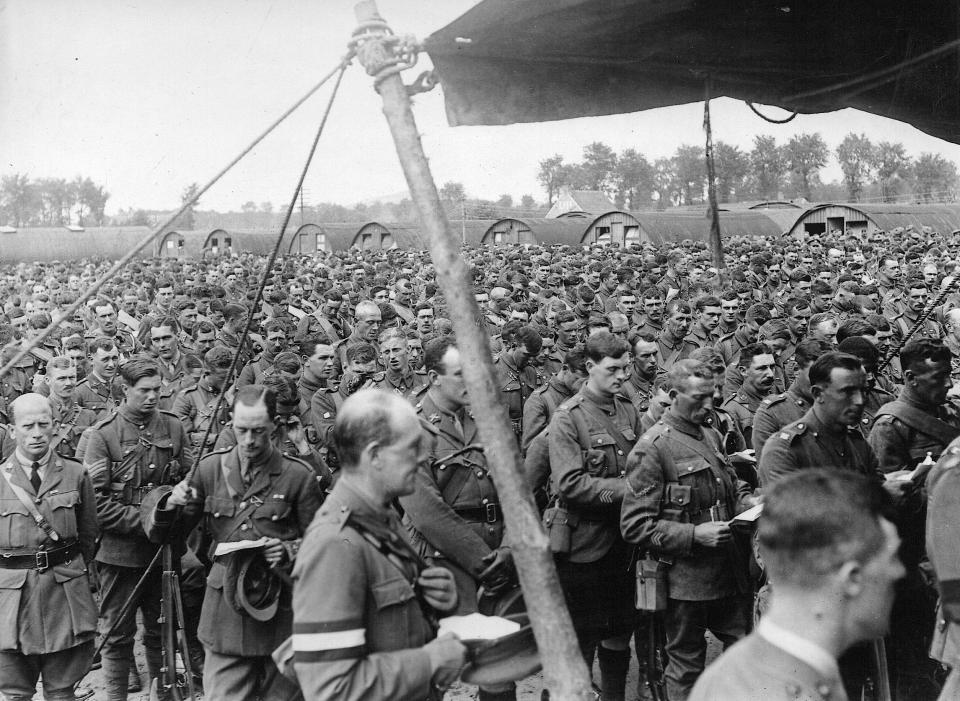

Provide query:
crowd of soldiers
left=1, top=223, right=960, bottom=700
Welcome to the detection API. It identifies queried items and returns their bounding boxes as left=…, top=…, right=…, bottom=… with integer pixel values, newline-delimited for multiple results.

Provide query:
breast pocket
left=585, top=433, right=616, bottom=476
left=370, top=575, right=417, bottom=646
left=46, top=489, right=80, bottom=541
left=0, top=498, right=34, bottom=548
left=253, top=499, right=295, bottom=539
left=204, top=496, right=236, bottom=521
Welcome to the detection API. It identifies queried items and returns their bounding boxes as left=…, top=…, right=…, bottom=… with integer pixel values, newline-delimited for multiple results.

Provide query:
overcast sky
left=4, top=0, right=960, bottom=216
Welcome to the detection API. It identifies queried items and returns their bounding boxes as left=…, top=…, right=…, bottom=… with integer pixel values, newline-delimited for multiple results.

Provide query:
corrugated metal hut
left=0, top=226, right=155, bottom=263
left=787, top=203, right=960, bottom=238
left=630, top=210, right=785, bottom=245
left=158, top=230, right=208, bottom=258
left=564, top=211, right=642, bottom=246
left=286, top=223, right=360, bottom=253
left=480, top=218, right=588, bottom=245
left=202, top=228, right=299, bottom=256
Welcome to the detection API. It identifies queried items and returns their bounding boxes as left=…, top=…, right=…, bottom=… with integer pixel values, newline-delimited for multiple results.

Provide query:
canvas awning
left=424, top=0, right=960, bottom=144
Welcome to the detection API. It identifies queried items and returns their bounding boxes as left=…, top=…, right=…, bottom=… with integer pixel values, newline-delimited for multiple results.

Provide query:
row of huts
left=4, top=201, right=960, bottom=263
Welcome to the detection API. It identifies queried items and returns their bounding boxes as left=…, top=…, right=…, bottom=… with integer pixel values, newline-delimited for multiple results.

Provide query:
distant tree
left=241, top=201, right=257, bottom=213
left=784, top=133, right=829, bottom=201
left=874, top=141, right=911, bottom=202
left=713, top=142, right=750, bottom=203
left=836, top=133, right=876, bottom=201
left=260, top=201, right=274, bottom=214
left=131, top=209, right=152, bottom=227
left=580, top=141, right=618, bottom=195
left=673, top=144, right=705, bottom=205
left=748, top=135, right=787, bottom=200
left=87, top=183, right=110, bottom=226
left=467, top=199, right=499, bottom=219
left=536, top=155, right=568, bottom=206
left=496, top=194, right=513, bottom=209
left=652, top=158, right=677, bottom=209
left=36, top=177, right=70, bottom=226
left=439, top=181, right=466, bottom=204
left=913, top=153, right=959, bottom=202
left=520, top=194, right=537, bottom=210
left=178, top=182, right=201, bottom=230
left=613, top=148, right=653, bottom=209
left=0, top=173, right=37, bottom=227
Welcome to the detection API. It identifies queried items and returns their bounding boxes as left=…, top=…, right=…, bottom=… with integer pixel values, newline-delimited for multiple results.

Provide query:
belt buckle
left=485, top=503, right=498, bottom=523
left=35, top=550, right=49, bottom=572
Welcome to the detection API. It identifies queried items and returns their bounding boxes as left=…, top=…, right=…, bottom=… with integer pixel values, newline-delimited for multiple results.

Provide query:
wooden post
left=352, top=3, right=593, bottom=698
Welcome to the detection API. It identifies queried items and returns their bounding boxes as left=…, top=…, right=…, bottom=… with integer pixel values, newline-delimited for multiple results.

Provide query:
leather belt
left=0, top=542, right=80, bottom=572
left=454, top=504, right=501, bottom=523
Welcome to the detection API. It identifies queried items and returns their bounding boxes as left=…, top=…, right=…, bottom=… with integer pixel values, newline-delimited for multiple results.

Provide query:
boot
left=128, top=650, right=142, bottom=692
left=477, top=684, right=517, bottom=701
left=597, top=646, right=630, bottom=701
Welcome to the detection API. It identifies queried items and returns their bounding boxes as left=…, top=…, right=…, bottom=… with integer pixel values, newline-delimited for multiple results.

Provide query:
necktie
left=29, top=461, right=41, bottom=492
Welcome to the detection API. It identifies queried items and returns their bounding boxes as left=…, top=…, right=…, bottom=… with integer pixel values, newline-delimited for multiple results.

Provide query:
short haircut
left=783, top=297, right=811, bottom=316
left=665, top=299, right=691, bottom=317
left=331, top=390, right=404, bottom=469
left=563, top=345, right=587, bottom=374
left=233, top=384, right=277, bottom=421
left=794, top=339, right=833, bottom=369
left=667, top=359, right=714, bottom=394
left=298, top=336, right=332, bottom=358
left=194, top=320, right=217, bottom=336
left=223, top=303, right=247, bottom=322
left=354, top=300, right=380, bottom=319
left=263, top=319, right=286, bottom=335
left=149, top=315, right=180, bottom=334
left=836, top=318, right=877, bottom=344
left=513, top=326, right=543, bottom=354
left=838, top=337, right=880, bottom=371
left=47, top=356, right=75, bottom=372
left=900, top=338, right=952, bottom=374
left=345, top=342, right=377, bottom=365
left=119, top=358, right=160, bottom=386
left=424, top=335, right=456, bottom=375
left=759, top=469, right=889, bottom=587
left=584, top=331, right=630, bottom=363
left=378, top=327, right=406, bottom=346
left=694, top=295, right=721, bottom=312
left=809, top=312, right=838, bottom=330
left=204, top=346, right=234, bottom=370
left=808, top=351, right=864, bottom=387
left=744, top=303, right=772, bottom=325
left=738, top=342, right=773, bottom=369
left=87, top=337, right=117, bottom=356
left=758, top=319, right=791, bottom=343
left=688, top=347, right=725, bottom=376
left=274, top=351, right=302, bottom=375
left=555, top=310, right=577, bottom=326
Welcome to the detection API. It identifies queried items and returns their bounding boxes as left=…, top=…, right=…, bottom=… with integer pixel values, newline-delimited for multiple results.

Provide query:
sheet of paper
left=438, top=613, right=521, bottom=641
left=731, top=503, right=764, bottom=523
left=213, top=537, right=271, bottom=557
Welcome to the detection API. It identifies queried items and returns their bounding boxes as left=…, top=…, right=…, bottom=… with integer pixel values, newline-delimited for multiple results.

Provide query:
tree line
left=538, top=134, right=960, bottom=209
left=0, top=174, right=110, bottom=228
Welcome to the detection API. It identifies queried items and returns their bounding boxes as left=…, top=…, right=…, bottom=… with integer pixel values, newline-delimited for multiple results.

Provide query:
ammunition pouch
left=542, top=502, right=579, bottom=556
left=635, top=553, right=669, bottom=612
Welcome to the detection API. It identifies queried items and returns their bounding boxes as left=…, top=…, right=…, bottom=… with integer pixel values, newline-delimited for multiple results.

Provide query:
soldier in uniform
left=867, top=338, right=960, bottom=699
left=0, top=393, right=98, bottom=701
left=146, top=316, right=193, bottom=411
left=492, top=325, right=542, bottom=440
left=632, top=288, right=665, bottom=339
left=542, top=311, right=584, bottom=377
left=400, top=337, right=516, bottom=701
left=620, top=332, right=661, bottom=417
left=373, top=328, right=425, bottom=396
left=943, top=308, right=960, bottom=387
left=721, top=343, right=777, bottom=449
left=621, top=359, right=756, bottom=701
left=690, top=470, right=905, bottom=701
left=752, top=339, right=830, bottom=461
left=172, top=344, right=234, bottom=454
left=684, top=295, right=721, bottom=349
left=837, top=336, right=896, bottom=430
left=548, top=332, right=641, bottom=701
left=290, top=389, right=465, bottom=699
left=237, top=320, right=288, bottom=388
left=160, top=384, right=322, bottom=700
left=311, top=343, right=380, bottom=467
left=521, top=345, right=587, bottom=456
left=216, top=303, right=252, bottom=370
left=655, top=299, right=696, bottom=372
left=45, top=357, right=97, bottom=459
left=333, top=300, right=382, bottom=374
left=80, top=358, right=192, bottom=700
left=890, top=280, right=942, bottom=342
left=85, top=301, right=137, bottom=358
left=75, top=337, right=124, bottom=420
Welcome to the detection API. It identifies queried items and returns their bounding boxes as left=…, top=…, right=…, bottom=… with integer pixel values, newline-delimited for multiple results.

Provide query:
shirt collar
left=757, top=617, right=840, bottom=681
left=15, top=449, right=50, bottom=470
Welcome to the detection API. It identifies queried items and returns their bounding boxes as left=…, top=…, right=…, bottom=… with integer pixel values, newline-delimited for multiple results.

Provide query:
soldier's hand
left=417, top=566, right=458, bottom=612
left=478, top=546, right=514, bottom=585
left=693, top=521, right=732, bottom=547
left=262, top=538, right=286, bottom=566
left=424, top=633, right=467, bottom=690
left=166, top=480, right=196, bottom=508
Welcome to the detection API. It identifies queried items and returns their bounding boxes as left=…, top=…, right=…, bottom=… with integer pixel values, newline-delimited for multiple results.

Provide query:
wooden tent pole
left=352, top=3, right=593, bottom=698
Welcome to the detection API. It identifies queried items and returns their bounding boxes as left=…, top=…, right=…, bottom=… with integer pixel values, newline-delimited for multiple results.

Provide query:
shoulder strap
left=875, top=400, right=960, bottom=447
left=1, top=469, right=61, bottom=542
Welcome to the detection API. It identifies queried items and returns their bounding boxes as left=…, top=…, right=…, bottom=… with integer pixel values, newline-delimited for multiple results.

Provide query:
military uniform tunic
left=74, top=372, right=124, bottom=421
left=399, top=391, right=503, bottom=613
left=292, top=480, right=438, bottom=701
left=173, top=379, right=231, bottom=453
left=520, top=377, right=574, bottom=455
left=492, top=353, right=541, bottom=438
left=751, top=375, right=814, bottom=459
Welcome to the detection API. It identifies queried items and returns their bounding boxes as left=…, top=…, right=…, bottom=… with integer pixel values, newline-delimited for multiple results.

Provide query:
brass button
left=239, top=501, right=246, bottom=509
left=213, top=512, right=220, bottom=518
left=240, top=523, right=249, bottom=531
left=476, top=471, right=484, bottom=478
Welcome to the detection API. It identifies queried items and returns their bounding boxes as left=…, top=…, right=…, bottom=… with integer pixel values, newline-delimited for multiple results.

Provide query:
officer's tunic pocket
left=371, top=576, right=417, bottom=647
left=53, top=559, right=97, bottom=637
left=0, top=499, right=32, bottom=548
left=0, top=568, right=27, bottom=650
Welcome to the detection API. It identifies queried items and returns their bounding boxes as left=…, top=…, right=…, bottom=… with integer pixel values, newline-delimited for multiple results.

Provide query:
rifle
left=150, top=543, right=196, bottom=701
left=643, top=611, right=668, bottom=701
